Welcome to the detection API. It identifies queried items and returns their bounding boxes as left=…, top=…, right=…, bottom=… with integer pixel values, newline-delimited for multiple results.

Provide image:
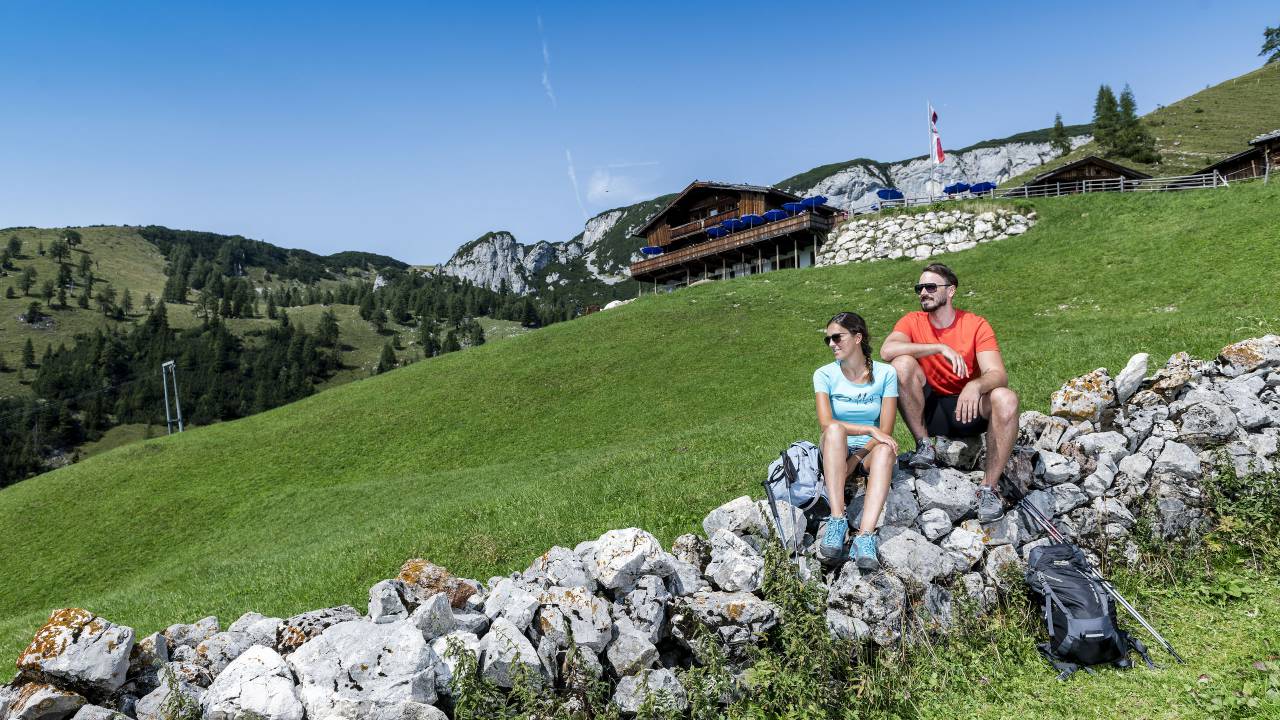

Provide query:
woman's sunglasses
left=824, top=332, right=849, bottom=345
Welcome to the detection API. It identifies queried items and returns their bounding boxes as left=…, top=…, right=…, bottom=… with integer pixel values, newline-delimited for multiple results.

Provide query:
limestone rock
left=612, top=669, right=688, bottom=715
left=203, top=645, right=304, bottom=720
left=825, top=610, right=871, bottom=643
left=370, top=702, right=449, bottom=720
left=277, top=606, right=361, bottom=655
left=480, top=617, right=546, bottom=689
left=71, top=705, right=130, bottom=720
left=1050, top=482, right=1089, bottom=515
left=1177, top=402, right=1237, bottom=445
left=940, top=527, right=985, bottom=567
left=605, top=627, right=659, bottom=677
left=1217, top=335, right=1280, bottom=377
left=226, top=612, right=283, bottom=649
left=1050, top=368, right=1115, bottom=424
left=288, top=619, right=438, bottom=717
left=1114, top=353, right=1149, bottom=404
left=669, top=591, right=778, bottom=661
left=429, top=631, right=481, bottom=698
left=917, top=508, right=953, bottom=541
left=17, top=608, right=135, bottom=695
left=193, top=630, right=255, bottom=676
left=591, top=528, right=670, bottom=592
left=756, top=498, right=805, bottom=552
left=704, top=529, right=765, bottom=593
left=408, top=593, right=457, bottom=642
left=934, top=435, right=983, bottom=470
left=524, top=546, right=595, bottom=591
left=3, top=683, right=86, bottom=720
left=136, top=667, right=204, bottom=720
left=483, top=578, right=541, bottom=632
left=983, top=544, right=1023, bottom=586
left=164, top=616, right=219, bottom=651
left=369, top=579, right=412, bottom=623
left=878, top=529, right=949, bottom=590
left=1153, top=440, right=1201, bottom=480
left=535, top=585, right=613, bottom=653
left=915, top=468, right=978, bottom=521
left=397, top=560, right=477, bottom=609
left=703, top=495, right=770, bottom=538
left=670, top=534, right=710, bottom=570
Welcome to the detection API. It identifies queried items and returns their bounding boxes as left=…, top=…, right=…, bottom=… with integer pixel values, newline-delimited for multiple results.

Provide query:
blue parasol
left=876, top=188, right=904, bottom=200
left=943, top=182, right=971, bottom=194
left=762, top=209, right=788, bottom=222
left=969, top=182, right=996, bottom=194
left=706, top=226, right=726, bottom=239
left=740, top=214, right=764, bottom=227
left=782, top=202, right=804, bottom=214
left=799, top=196, right=828, bottom=209
left=640, top=246, right=664, bottom=256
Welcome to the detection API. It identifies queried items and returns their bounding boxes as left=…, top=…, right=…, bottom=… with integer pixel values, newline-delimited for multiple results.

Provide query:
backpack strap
left=1037, top=643, right=1080, bottom=681
left=1125, top=633, right=1159, bottom=670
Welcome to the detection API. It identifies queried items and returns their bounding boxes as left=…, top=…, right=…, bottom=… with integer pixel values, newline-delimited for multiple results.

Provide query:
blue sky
left=0, top=1, right=1273, bottom=264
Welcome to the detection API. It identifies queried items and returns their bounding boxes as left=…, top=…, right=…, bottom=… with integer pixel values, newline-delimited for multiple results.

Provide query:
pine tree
left=6, top=235, right=20, bottom=258
left=371, top=308, right=388, bottom=333
left=1049, top=113, right=1071, bottom=157
left=442, top=330, right=461, bottom=353
left=1262, top=24, right=1280, bottom=64
left=317, top=309, right=340, bottom=348
left=1092, top=85, right=1120, bottom=155
left=1115, top=85, right=1159, bottom=164
left=266, top=294, right=277, bottom=320
left=122, top=288, right=133, bottom=315
left=24, top=301, right=41, bottom=323
left=22, top=338, right=35, bottom=368
left=78, top=289, right=90, bottom=309
left=57, top=287, right=67, bottom=309
left=19, top=266, right=36, bottom=295
left=375, top=341, right=397, bottom=374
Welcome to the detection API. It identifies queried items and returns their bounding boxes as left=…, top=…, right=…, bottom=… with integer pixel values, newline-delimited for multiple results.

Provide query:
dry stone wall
left=817, top=207, right=1036, bottom=267
left=3, top=336, right=1279, bottom=720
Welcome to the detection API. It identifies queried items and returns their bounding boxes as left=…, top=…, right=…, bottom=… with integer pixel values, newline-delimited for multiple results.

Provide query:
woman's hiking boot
left=977, top=485, right=1005, bottom=523
left=851, top=533, right=880, bottom=571
left=817, top=516, right=848, bottom=563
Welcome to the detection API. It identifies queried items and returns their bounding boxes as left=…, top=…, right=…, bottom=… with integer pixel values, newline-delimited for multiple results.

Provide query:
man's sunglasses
left=824, top=332, right=849, bottom=345
left=914, top=282, right=952, bottom=294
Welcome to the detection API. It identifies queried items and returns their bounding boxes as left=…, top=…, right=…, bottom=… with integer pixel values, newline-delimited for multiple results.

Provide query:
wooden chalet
left=1197, top=129, right=1280, bottom=182
left=1017, top=156, right=1151, bottom=194
left=629, top=181, right=837, bottom=290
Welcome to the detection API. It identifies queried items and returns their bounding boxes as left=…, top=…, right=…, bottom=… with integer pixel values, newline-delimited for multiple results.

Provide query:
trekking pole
left=1013, top=493, right=1185, bottom=664
left=763, top=452, right=807, bottom=571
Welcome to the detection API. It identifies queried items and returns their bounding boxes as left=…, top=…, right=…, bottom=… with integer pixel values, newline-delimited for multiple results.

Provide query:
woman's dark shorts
left=924, top=384, right=989, bottom=437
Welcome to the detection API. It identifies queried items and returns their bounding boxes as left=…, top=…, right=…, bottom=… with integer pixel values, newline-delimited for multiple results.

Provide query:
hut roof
left=1027, top=155, right=1152, bottom=184
left=1195, top=146, right=1261, bottom=175
left=631, top=181, right=801, bottom=238
left=1249, top=129, right=1280, bottom=146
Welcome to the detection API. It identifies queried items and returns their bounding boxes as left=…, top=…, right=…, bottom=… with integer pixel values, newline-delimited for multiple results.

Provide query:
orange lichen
left=725, top=602, right=744, bottom=621
left=1219, top=340, right=1265, bottom=371
left=397, top=558, right=476, bottom=608
left=17, top=608, right=94, bottom=669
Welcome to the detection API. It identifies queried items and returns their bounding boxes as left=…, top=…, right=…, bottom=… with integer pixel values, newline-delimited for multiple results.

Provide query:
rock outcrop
left=818, top=207, right=1035, bottom=267
left=5, top=335, right=1277, bottom=718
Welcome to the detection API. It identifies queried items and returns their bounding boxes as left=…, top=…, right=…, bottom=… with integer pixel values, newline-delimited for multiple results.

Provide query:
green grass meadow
left=3, top=183, right=1280, bottom=716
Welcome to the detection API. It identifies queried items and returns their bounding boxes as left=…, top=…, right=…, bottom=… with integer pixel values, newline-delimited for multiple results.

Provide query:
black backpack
left=1024, top=543, right=1155, bottom=680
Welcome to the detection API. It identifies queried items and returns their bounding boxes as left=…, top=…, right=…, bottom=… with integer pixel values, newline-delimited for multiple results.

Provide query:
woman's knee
left=822, top=423, right=848, bottom=441
left=867, top=444, right=895, bottom=472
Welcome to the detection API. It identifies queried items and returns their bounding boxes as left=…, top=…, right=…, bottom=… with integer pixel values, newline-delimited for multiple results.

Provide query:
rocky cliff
left=441, top=129, right=1090, bottom=297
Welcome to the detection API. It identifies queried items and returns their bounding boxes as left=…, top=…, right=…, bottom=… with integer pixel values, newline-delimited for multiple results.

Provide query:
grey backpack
left=764, top=440, right=827, bottom=512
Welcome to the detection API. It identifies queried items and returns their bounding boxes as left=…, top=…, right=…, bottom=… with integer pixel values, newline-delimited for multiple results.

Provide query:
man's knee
left=890, top=354, right=920, bottom=381
left=989, top=387, right=1019, bottom=423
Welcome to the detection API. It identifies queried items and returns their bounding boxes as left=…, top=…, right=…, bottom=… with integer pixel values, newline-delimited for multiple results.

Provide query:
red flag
left=929, top=103, right=945, bottom=164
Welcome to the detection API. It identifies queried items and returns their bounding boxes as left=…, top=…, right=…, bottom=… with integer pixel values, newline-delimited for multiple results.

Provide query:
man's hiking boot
left=903, top=440, right=937, bottom=470
left=817, top=516, right=848, bottom=564
left=851, top=533, right=880, bottom=571
left=977, top=485, right=1005, bottom=523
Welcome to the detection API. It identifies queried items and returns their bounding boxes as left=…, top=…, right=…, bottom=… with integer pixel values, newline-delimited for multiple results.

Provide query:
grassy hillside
left=3, top=183, right=1280, bottom=715
left=1003, top=62, right=1280, bottom=187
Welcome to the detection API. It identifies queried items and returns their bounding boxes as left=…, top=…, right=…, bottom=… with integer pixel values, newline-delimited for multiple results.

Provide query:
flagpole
left=928, top=100, right=936, bottom=199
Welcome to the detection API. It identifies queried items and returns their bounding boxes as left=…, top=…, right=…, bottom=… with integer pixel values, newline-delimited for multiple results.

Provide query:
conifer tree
left=371, top=308, right=388, bottom=333
left=1049, top=113, right=1071, bottom=157
left=375, top=341, right=397, bottom=374
left=1115, top=85, right=1159, bottom=164
left=1262, top=23, right=1280, bottom=64
left=442, top=329, right=461, bottom=353
left=19, top=266, right=36, bottom=295
left=1092, top=85, right=1119, bottom=155
left=22, top=338, right=35, bottom=368
left=122, top=288, right=133, bottom=315
left=57, top=287, right=67, bottom=309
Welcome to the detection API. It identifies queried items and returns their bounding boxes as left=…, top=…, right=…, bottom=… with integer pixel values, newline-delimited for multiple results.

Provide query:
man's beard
left=920, top=297, right=942, bottom=311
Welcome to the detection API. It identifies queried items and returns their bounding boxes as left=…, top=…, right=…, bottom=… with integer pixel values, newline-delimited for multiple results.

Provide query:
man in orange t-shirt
left=881, top=263, right=1020, bottom=522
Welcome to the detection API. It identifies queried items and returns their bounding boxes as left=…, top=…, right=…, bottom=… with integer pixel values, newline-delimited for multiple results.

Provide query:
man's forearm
left=970, top=369, right=1009, bottom=394
left=882, top=341, right=943, bottom=361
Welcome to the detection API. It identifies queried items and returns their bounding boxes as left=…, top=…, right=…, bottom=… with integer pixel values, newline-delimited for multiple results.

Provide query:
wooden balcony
left=665, top=210, right=741, bottom=244
left=631, top=211, right=833, bottom=277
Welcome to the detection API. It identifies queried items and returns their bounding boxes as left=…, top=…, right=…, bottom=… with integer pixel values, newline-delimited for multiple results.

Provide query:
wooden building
left=629, top=181, right=837, bottom=291
left=1197, top=129, right=1280, bottom=183
left=1017, top=156, right=1152, bottom=194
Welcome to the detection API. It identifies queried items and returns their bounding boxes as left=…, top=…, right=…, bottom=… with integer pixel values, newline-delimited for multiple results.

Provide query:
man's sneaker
left=904, top=440, right=937, bottom=469
left=977, top=485, right=1005, bottom=523
left=851, top=533, right=880, bottom=571
left=817, top=516, right=849, bottom=563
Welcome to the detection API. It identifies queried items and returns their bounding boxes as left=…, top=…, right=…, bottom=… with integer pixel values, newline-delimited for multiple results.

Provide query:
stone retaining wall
left=3, top=336, right=1279, bottom=720
left=817, top=207, right=1036, bottom=267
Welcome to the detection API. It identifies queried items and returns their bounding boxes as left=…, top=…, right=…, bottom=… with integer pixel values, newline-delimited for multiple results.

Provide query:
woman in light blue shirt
left=813, top=312, right=899, bottom=570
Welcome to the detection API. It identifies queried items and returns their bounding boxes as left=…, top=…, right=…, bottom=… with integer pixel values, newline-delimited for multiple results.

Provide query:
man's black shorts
left=924, top=384, right=989, bottom=438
